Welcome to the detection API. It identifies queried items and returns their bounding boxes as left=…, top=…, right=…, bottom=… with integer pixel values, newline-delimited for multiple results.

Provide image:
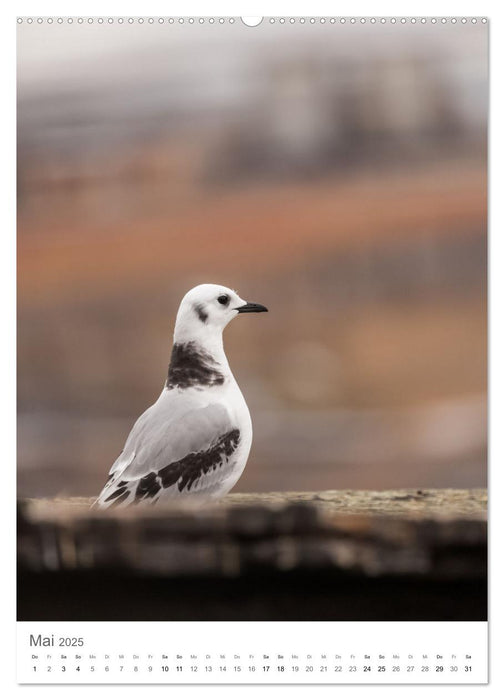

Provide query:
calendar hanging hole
left=241, top=17, right=263, bottom=27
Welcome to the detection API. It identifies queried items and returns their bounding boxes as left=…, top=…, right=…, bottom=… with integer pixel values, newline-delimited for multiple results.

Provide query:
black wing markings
left=133, top=428, right=240, bottom=503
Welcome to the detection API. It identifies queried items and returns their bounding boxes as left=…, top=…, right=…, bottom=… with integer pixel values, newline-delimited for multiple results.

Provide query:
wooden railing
left=17, top=489, right=487, bottom=622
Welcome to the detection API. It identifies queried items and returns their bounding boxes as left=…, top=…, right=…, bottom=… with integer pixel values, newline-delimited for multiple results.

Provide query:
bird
left=94, top=284, right=268, bottom=508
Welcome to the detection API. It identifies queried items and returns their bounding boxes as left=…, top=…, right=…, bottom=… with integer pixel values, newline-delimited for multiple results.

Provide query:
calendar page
left=16, top=12, right=488, bottom=686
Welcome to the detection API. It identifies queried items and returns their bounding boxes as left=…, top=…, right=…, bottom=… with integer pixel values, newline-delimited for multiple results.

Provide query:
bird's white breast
left=213, top=377, right=253, bottom=495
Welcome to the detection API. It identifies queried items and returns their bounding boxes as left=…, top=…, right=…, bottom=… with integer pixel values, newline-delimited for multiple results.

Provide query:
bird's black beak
left=235, top=302, right=268, bottom=313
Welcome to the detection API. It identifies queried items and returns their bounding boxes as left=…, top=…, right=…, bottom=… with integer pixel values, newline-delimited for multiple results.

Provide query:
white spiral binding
left=17, top=17, right=488, bottom=25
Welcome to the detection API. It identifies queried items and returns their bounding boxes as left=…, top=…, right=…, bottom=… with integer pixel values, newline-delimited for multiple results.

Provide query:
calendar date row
left=32, top=664, right=474, bottom=674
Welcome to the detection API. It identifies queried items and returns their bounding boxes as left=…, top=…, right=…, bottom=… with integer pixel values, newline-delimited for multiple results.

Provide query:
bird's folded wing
left=96, top=394, right=239, bottom=507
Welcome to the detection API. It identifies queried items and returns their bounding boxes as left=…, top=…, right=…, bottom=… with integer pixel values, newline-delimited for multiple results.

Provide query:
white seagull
left=94, top=284, right=268, bottom=508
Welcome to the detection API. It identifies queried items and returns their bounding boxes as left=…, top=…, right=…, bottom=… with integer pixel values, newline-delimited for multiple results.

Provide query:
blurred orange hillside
left=17, top=19, right=487, bottom=497
left=19, top=162, right=485, bottom=304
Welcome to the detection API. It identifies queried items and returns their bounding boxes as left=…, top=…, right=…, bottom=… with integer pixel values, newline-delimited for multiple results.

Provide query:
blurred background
left=17, top=19, right=487, bottom=497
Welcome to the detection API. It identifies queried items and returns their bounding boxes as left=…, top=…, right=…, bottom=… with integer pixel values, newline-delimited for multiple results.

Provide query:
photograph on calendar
left=17, top=17, right=487, bottom=624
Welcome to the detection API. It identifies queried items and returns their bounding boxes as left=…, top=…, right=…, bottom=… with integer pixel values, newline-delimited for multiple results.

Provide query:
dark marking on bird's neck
left=166, top=341, right=225, bottom=390
left=194, top=303, right=208, bottom=323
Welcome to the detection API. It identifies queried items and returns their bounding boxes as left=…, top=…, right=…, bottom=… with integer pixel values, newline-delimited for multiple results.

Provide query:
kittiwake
left=94, top=284, right=268, bottom=507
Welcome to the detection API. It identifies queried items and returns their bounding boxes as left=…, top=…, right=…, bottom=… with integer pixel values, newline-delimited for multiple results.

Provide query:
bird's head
left=173, top=284, right=268, bottom=344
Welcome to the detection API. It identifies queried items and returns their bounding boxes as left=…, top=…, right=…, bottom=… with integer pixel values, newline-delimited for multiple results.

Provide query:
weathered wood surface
left=23, top=487, right=488, bottom=516
left=17, top=489, right=487, bottom=621
left=18, top=489, right=486, bottom=578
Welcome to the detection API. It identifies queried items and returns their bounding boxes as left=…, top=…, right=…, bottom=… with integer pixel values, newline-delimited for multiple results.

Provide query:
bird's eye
left=217, top=294, right=230, bottom=306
